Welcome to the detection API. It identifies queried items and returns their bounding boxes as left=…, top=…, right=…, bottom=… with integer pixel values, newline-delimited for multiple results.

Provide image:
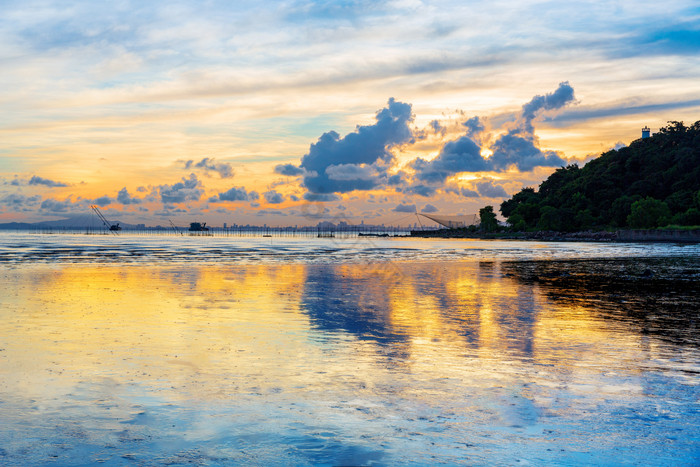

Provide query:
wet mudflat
left=0, top=236, right=699, bottom=465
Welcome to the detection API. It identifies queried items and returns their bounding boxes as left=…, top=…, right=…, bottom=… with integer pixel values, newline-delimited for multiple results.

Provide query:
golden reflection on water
left=1, top=260, right=698, bottom=464
left=1, top=261, right=663, bottom=399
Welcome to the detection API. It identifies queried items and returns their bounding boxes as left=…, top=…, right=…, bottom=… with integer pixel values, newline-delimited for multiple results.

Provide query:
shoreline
left=409, top=228, right=700, bottom=243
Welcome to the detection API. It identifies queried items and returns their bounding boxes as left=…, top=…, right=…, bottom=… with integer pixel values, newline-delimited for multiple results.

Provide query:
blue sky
left=1, top=0, right=699, bottom=225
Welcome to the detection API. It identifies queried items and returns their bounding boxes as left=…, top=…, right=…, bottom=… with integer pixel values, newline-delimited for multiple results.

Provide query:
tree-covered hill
left=500, top=121, right=700, bottom=231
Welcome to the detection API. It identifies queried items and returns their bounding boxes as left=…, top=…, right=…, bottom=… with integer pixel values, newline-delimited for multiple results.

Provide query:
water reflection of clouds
left=2, top=260, right=700, bottom=464
left=300, top=261, right=544, bottom=360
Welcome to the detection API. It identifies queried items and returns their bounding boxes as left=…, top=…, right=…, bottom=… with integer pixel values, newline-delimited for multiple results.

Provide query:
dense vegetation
left=499, top=121, right=700, bottom=231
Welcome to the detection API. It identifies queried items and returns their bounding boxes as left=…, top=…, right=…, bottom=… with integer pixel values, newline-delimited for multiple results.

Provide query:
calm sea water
left=1, top=232, right=699, bottom=465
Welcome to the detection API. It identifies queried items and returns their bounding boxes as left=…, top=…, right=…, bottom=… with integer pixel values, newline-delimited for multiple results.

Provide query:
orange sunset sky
left=2, top=0, right=700, bottom=226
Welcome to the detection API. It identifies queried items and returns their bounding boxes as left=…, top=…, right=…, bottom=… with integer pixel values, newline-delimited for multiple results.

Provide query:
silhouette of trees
left=499, top=120, right=700, bottom=231
left=479, top=205, right=498, bottom=232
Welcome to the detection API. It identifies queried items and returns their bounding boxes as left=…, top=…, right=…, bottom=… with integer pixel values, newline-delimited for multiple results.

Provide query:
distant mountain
left=500, top=120, right=700, bottom=231
left=0, top=214, right=137, bottom=230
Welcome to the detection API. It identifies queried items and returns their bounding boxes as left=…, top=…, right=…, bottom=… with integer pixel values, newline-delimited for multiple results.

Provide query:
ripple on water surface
left=0, top=231, right=698, bottom=264
left=0, top=234, right=699, bottom=464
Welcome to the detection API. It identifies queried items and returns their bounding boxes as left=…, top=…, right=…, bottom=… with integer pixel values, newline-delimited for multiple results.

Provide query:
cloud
left=387, top=172, right=407, bottom=186
left=303, top=192, right=340, bottom=202
left=488, top=133, right=566, bottom=172
left=40, top=198, right=78, bottom=213
left=154, top=206, right=188, bottom=217
left=475, top=179, right=509, bottom=198
left=217, top=186, right=259, bottom=202
left=416, top=119, right=447, bottom=139
left=408, top=82, right=575, bottom=192
left=393, top=203, right=416, bottom=213
left=1, top=193, right=42, bottom=209
left=421, top=204, right=438, bottom=213
left=325, top=164, right=377, bottom=181
left=255, top=209, right=287, bottom=216
left=546, top=99, right=700, bottom=126
left=484, top=82, right=574, bottom=171
left=184, top=158, right=234, bottom=178
left=411, top=136, right=488, bottom=183
left=403, top=185, right=437, bottom=197
left=274, top=164, right=305, bottom=176
left=292, top=98, right=414, bottom=196
left=117, top=187, right=141, bottom=205
left=263, top=190, right=284, bottom=204
left=159, top=174, right=203, bottom=204
left=459, top=187, right=479, bottom=197
left=518, top=81, right=575, bottom=134
left=92, top=196, right=112, bottom=207
left=28, top=175, right=69, bottom=187
left=463, top=116, right=485, bottom=139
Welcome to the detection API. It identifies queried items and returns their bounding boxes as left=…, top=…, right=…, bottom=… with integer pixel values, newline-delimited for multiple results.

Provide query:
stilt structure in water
left=90, top=205, right=121, bottom=234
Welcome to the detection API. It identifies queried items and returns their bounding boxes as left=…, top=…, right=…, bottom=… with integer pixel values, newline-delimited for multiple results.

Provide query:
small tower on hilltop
left=642, top=126, right=651, bottom=139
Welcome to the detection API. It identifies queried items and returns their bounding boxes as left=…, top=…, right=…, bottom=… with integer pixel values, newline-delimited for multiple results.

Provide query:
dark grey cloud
left=387, top=172, right=407, bottom=186
left=489, top=133, right=566, bottom=172
left=40, top=198, right=76, bottom=212
left=256, top=209, right=287, bottom=216
left=459, top=187, right=479, bottom=197
left=117, top=187, right=141, bottom=205
left=29, top=175, right=69, bottom=187
left=393, top=203, right=416, bottom=213
left=416, top=119, right=447, bottom=139
left=430, top=119, right=446, bottom=135
left=519, top=81, right=575, bottom=134
left=486, top=82, right=573, bottom=171
left=286, top=98, right=414, bottom=198
left=159, top=174, right=204, bottom=204
left=475, top=179, right=509, bottom=198
left=421, top=204, right=438, bottom=213
left=403, top=185, right=437, bottom=197
left=2, top=193, right=42, bottom=209
left=217, top=186, right=259, bottom=202
left=411, top=136, right=488, bottom=183
left=463, top=116, right=484, bottom=138
left=154, top=206, right=188, bottom=217
left=408, top=82, right=574, bottom=191
left=325, top=163, right=377, bottom=181
left=274, top=163, right=305, bottom=176
left=92, top=196, right=112, bottom=207
left=303, top=192, right=340, bottom=202
left=263, top=190, right=285, bottom=204
left=184, top=158, right=234, bottom=178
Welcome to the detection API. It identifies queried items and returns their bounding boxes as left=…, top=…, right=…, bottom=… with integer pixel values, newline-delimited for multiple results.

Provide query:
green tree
left=479, top=205, right=499, bottom=232
left=627, top=197, right=671, bottom=228
left=609, top=195, right=641, bottom=227
left=497, top=120, right=700, bottom=231
left=536, top=206, right=562, bottom=231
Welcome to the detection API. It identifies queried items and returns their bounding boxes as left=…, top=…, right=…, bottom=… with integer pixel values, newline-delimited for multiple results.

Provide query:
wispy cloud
left=2, top=0, right=699, bottom=224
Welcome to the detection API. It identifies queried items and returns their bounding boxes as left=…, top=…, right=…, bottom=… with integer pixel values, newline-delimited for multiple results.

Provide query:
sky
left=1, top=0, right=699, bottom=227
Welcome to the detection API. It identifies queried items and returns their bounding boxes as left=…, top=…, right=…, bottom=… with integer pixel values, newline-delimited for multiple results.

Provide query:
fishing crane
left=169, top=219, right=183, bottom=236
left=90, top=205, right=121, bottom=234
